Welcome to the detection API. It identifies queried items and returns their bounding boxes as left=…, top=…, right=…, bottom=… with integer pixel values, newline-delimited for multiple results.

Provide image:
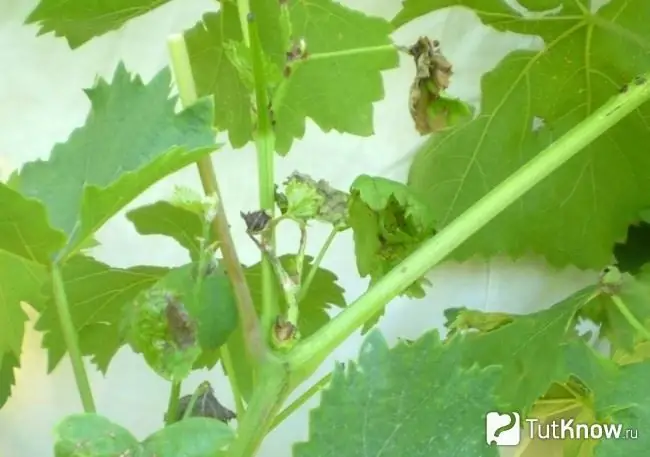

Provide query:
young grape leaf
left=13, top=64, right=217, bottom=261
left=184, top=0, right=398, bottom=154
left=25, top=0, right=175, bottom=49
left=580, top=266, right=650, bottom=353
left=142, top=417, right=234, bottom=456
left=35, top=255, right=168, bottom=373
left=227, top=256, right=346, bottom=403
left=53, top=414, right=141, bottom=457
left=123, top=262, right=237, bottom=381
left=446, top=286, right=596, bottom=413
left=53, top=414, right=234, bottom=457
left=126, top=200, right=205, bottom=262
left=348, top=175, right=437, bottom=330
left=0, top=183, right=66, bottom=265
left=393, top=0, right=650, bottom=269
left=293, top=330, right=501, bottom=457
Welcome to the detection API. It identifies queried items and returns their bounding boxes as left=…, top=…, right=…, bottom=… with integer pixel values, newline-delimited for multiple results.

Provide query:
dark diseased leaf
left=25, top=0, right=175, bottom=49
left=126, top=200, right=205, bottom=261
left=184, top=0, right=398, bottom=154
left=175, top=381, right=236, bottom=424
left=53, top=413, right=141, bottom=457
left=348, top=175, right=436, bottom=329
left=293, top=330, right=501, bottom=457
left=453, top=286, right=594, bottom=413
left=14, top=64, right=217, bottom=260
left=394, top=0, right=650, bottom=269
left=123, top=262, right=237, bottom=381
left=0, top=183, right=66, bottom=265
left=35, top=255, right=168, bottom=373
left=141, top=417, right=234, bottom=457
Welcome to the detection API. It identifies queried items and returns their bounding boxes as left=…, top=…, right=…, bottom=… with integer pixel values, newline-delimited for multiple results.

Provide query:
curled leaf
left=175, top=381, right=236, bottom=424
left=407, top=36, right=471, bottom=134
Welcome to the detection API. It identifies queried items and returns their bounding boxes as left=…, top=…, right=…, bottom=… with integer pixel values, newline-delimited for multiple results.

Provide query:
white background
left=0, top=0, right=603, bottom=456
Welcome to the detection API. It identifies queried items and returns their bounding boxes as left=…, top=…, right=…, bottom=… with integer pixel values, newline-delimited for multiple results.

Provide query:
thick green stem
left=165, top=381, right=182, bottom=425
left=51, top=264, right=95, bottom=413
left=287, top=72, right=650, bottom=376
left=227, top=357, right=291, bottom=457
left=247, top=9, right=280, bottom=337
left=167, top=35, right=265, bottom=363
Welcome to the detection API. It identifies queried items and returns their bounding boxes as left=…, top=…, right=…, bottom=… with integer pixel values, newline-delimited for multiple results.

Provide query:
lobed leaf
left=394, top=0, right=650, bottom=268
left=446, top=286, right=595, bottom=413
left=184, top=0, right=398, bottom=154
left=26, top=0, right=175, bottom=49
left=35, top=255, right=168, bottom=374
left=293, top=330, right=501, bottom=457
left=126, top=200, right=206, bottom=262
left=13, top=64, right=218, bottom=261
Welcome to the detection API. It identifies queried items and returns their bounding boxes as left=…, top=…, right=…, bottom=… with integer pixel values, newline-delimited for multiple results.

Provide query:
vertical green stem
left=51, top=264, right=95, bottom=413
left=220, top=344, right=245, bottom=417
left=247, top=10, right=280, bottom=337
left=298, top=227, right=337, bottom=302
left=165, top=381, right=182, bottom=425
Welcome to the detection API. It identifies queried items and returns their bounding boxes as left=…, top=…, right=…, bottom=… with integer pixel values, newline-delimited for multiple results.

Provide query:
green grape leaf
left=126, top=200, right=205, bottom=262
left=184, top=0, right=398, bottom=154
left=35, top=255, right=168, bottom=373
left=13, top=64, right=217, bottom=261
left=0, top=251, right=47, bottom=358
left=348, top=175, right=436, bottom=330
left=52, top=414, right=234, bottom=457
left=580, top=266, right=650, bottom=353
left=293, top=330, right=501, bottom=456
left=590, top=361, right=650, bottom=456
left=123, top=262, right=237, bottom=381
left=141, top=417, right=234, bottom=456
left=25, top=0, right=174, bottom=49
left=0, top=183, right=66, bottom=265
left=0, top=352, right=20, bottom=409
left=53, top=414, right=141, bottom=457
left=449, top=286, right=596, bottom=413
left=228, top=256, right=346, bottom=403
left=393, top=0, right=650, bottom=269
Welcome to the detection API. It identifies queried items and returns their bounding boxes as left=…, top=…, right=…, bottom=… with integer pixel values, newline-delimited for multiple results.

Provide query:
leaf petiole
left=297, top=227, right=337, bottom=303
left=51, top=264, right=96, bottom=413
left=610, top=294, right=650, bottom=340
left=164, top=381, right=182, bottom=425
left=270, top=371, right=332, bottom=431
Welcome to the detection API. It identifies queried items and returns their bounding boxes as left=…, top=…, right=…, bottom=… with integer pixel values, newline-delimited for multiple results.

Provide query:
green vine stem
left=51, top=264, right=96, bottom=413
left=287, top=73, right=650, bottom=375
left=297, top=227, right=337, bottom=302
left=166, top=36, right=265, bottom=367
left=269, top=371, right=332, bottom=431
left=247, top=11, right=280, bottom=338
left=611, top=294, right=650, bottom=340
left=165, top=381, right=181, bottom=425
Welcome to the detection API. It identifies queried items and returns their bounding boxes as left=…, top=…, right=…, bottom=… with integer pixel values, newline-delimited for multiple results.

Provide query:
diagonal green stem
left=297, top=227, right=337, bottom=303
left=167, top=34, right=265, bottom=374
left=51, top=264, right=95, bottom=412
left=270, top=371, right=332, bottom=431
left=287, top=72, right=650, bottom=376
left=611, top=294, right=650, bottom=340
